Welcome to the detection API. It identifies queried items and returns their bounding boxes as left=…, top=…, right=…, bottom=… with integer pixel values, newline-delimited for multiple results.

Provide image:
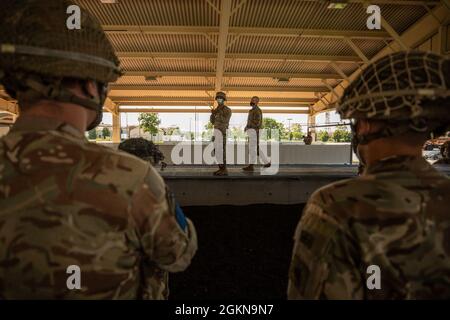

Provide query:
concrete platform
left=159, top=164, right=450, bottom=206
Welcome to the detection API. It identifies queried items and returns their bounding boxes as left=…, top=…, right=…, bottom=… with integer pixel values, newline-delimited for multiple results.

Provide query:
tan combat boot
left=213, top=165, right=228, bottom=176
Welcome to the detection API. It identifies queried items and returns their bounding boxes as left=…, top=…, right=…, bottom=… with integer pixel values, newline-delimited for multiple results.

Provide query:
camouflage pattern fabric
left=288, top=155, right=450, bottom=299
left=246, top=106, right=263, bottom=130
left=210, top=105, right=232, bottom=134
left=435, top=141, right=450, bottom=164
left=0, top=116, right=197, bottom=299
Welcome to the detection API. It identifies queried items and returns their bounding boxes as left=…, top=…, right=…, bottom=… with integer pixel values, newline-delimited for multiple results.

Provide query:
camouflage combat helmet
left=118, top=138, right=167, bottom=170
left=0, top=0, right=122, bottom=130
left=337, top=51, right=450, bottom=143
left=215, top=91, right=227, bottom=101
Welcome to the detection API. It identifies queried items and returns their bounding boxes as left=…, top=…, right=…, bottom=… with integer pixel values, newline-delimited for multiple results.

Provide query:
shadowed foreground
left=170, top=204, right=304, bottom=300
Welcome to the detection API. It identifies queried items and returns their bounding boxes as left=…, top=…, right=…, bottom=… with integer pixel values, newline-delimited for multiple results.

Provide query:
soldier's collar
left=10, top=115, right=86, bottom=139
left=366, top=155, right=428, bottom=174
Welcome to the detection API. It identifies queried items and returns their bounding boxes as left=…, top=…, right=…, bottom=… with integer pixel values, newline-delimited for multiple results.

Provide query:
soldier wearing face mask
left=210, top=91, right=232, bottom=176
left=243, top=96, right=271, bottom=172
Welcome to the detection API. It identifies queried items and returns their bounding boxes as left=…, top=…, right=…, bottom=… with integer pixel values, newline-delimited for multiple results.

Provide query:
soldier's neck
left=20, top=100, right=90, bottom=134
left=363, top=138, right=423, bottom=168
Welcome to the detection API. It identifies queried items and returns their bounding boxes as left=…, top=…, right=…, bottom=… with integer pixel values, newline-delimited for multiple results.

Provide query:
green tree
left=290, top=123, right=304, bottom=141
left=231, top=126, right=246, bottom=141
left=139, top=113, right=161, bottom=137
left=317, top=130, right=330, bottom=142
left=332, top=126, right=352, bottom=142
left=161, top=126, right=181, bottom=136
left=102, top=127, right=111, bottom=139
left=262, top=118, right=287, bottom=140
left=88, top=129, right=97, bottom=140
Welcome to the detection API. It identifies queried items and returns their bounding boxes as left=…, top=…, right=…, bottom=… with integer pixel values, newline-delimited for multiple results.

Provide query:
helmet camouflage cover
left=118, top=138, right=166, bottom=167
left=337, top=51, right=450, bottom=135
left=0, top=0, right=121, bottom=85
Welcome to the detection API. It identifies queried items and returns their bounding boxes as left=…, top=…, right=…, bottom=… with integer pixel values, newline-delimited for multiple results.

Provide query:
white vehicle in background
left=0, top=112, right=15, bottom=137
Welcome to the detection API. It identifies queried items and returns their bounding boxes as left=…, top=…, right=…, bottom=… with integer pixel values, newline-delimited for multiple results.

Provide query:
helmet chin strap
left=350, top=119, right=438, bottom=171
left=17, top=74, right=106, bottom=131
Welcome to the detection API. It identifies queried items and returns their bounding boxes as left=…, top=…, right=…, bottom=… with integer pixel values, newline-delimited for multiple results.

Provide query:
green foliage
left=262, top=118, right=286, bottom=140
left=317, top=130, right=330, bottom=142
left=139, top=113, right=161, bottom=136
left=230, top=126, right=246, bottom=141
left=162, top=126, right=181, bottom=136
left=332, top=126, right=352, bottom=142
left=102, top=127, right=110, bottom=138
left=88, top=129, right=97, bottom=140
left=290, top=123, right=304, bottom=141
left=204, top=122, right=213, bottom=130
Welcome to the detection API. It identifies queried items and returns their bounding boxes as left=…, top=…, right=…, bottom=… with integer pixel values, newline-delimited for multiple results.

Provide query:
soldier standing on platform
left=243, top=96, right=271, bottom=172
left=210, top=91, right=232, bottom=176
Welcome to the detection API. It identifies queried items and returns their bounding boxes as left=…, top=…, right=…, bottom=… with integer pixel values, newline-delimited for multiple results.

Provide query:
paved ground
left=159, top=163, right=450, bottom=179
left=159, top=164, right=359, bottom=179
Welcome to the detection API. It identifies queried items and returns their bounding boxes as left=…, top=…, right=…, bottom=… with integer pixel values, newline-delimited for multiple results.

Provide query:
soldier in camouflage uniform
left=435, top=140, right=450, bottom=164
left=210, top=91, right=232, bottom=176
left=288, top=51, right=450, bottom=299
left=243, top=96, right=270, bottom=172
left=0, top=0, right=197, bottom=299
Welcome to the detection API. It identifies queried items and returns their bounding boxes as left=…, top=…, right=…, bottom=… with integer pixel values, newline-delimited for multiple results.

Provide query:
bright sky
left=101, top=108, right=342, bottom=131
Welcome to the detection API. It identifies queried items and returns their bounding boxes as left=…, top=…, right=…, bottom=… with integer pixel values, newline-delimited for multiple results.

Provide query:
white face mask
left=217, top=98, right=224, bottom=105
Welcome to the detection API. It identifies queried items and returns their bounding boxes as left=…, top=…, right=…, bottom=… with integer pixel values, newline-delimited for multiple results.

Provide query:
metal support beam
left=310, top=3, right=450, bottom=115
left=321, top=80, right=340, bottom=100
left=329, top=62, right=350, bottom=81
left=215, top=0, right=232, bottom=92
left=380, top=16, right=410, bottom=51
left=112, top=112, right=121, bottom=143
left=103, top=25, right=392, bottom=40
left=117, top=51, right=363, bottom=62
left=231, top=0, right=248, bottom=16
left=109, top=85, right=329, bottom=92
left=118, top=107, right=309, bottom=114
left=206, top=0, right=220, bottom=14
left=124, top=71, right=343, bottom=79
left=111, top=96, right=317, bottom=103
left=347, top=0, right=439, bottom=4
left=103, top=98, right=118, bottom=116
left=344, top=37, right=370, bottom=63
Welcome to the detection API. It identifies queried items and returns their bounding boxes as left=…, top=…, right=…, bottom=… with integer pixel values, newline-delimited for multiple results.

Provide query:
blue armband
left=175, top=203, right=188, bottom=231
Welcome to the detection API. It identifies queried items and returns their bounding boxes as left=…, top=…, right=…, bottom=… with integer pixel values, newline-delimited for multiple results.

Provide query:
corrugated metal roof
left=65, top=0, right=440, bottom=113
left=107, top=33, right=218, bottom=53
left=75, top=0, right=219, bottom=26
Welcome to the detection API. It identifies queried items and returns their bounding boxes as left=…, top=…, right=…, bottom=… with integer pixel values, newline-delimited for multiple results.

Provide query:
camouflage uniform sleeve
left=214, top=107, right=232, bottom=133
left=210, top=110, right=216, bottom=125
left=130, top=164, right=197, bottom=273
left=288, top=195, right=363, bottom=299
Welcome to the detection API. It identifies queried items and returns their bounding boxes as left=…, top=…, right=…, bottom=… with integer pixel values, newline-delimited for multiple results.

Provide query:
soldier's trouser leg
left=254, top=130, right=270, bottom=165
left=223, top=133, right=227, bottom=166
left=213, top=129, right=225, bottom=166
